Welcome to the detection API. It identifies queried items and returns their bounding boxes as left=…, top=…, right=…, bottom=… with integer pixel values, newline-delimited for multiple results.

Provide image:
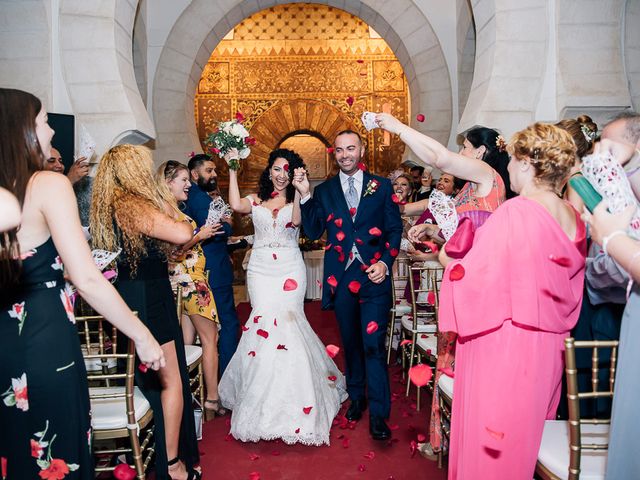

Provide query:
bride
left=218, top=148, right=347, bottom=446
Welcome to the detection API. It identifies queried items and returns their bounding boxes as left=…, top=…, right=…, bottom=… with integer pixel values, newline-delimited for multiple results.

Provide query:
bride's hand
left=291, top=167, right=310, bottom=197
left=224, top=148, right=240, bottom=162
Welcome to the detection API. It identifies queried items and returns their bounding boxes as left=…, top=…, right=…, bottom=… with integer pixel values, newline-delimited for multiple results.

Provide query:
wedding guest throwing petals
left=293, top=130, right=403, bottom=441
left=219, top=148, right=347, bottom=446
left=438, top=123, right=585, bottom=479
left=0, top=88, right=164, bottom=479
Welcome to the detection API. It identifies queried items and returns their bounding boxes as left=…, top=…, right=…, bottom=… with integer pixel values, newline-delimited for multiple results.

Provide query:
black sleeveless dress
left=0, top=237, right=93, bottom=479
left=115, top=238, right=199, bottom=478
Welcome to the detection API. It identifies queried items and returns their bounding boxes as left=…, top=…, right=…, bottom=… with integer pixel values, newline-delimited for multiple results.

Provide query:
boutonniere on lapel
left=364, top=179, right=380, bottom=197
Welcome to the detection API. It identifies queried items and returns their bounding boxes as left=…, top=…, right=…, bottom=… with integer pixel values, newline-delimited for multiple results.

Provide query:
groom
left=293, top=130, right=402, bottom=440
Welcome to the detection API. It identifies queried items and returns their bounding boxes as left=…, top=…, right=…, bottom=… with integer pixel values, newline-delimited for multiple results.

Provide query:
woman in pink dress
left=438, top=123, right=586, bottom=479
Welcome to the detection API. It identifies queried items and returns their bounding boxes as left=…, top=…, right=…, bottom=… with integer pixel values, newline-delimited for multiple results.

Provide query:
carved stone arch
left=152, top=0, right=452, bottom=165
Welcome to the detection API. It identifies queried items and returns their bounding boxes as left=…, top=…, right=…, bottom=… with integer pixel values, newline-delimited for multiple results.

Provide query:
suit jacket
left=301, top=172, right=403, bottom=309
left=183, top=183, right=233, bottom=289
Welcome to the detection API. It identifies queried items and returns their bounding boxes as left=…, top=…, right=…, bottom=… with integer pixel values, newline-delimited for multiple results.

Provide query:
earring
left=269, top=174, right=272, bottom=180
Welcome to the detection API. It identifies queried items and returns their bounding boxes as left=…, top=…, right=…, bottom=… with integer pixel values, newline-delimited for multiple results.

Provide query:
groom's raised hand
left=291, top=167, right=310, bottom=197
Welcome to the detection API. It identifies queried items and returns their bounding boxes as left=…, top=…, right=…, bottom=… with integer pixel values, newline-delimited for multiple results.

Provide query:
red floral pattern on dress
left=59, top=289, right=75, bottom=324
left=2, top=373, right=28, bottom=411
left=8, top=302, right=26, bottom=335
left=32, top=421, right=79, bottom=478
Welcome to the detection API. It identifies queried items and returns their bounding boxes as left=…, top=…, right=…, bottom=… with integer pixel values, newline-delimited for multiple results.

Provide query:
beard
left=197, top=176, right=217, bottom=193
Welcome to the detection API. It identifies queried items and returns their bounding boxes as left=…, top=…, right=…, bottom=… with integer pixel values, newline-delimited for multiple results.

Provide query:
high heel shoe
left=168, top=457, right=202, bottom=480
left=204, top=398, right=228, bottom=421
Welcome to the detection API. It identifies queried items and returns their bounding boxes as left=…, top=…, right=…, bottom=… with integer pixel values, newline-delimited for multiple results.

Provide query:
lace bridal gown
left=218, top=196, right=347, bottom=446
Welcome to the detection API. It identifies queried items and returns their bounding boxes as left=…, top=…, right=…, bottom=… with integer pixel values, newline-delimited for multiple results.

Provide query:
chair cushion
left=537, top=420, right=608, bottom=480
left=185, top=344, right=203, bottom=366
left=90, top=386, right=151, bottom=430
left=401, top=315, right=437, bottom=333
left=416, top=334, right=438, bottom=354
left=437, top=373, right=454, bottom=400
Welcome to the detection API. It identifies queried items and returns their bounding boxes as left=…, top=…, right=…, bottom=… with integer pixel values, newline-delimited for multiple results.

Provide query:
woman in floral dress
left=0, top=90, right=164, bottom=478
left=157, top=161, right=226, bottom=420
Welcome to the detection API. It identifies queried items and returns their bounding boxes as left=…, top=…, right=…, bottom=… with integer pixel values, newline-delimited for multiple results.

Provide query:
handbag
left=444, top=217, right=476, bottom=259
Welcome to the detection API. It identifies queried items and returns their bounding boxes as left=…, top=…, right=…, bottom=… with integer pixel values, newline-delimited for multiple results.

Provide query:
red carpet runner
left=196, top=301, right=447, bottom=479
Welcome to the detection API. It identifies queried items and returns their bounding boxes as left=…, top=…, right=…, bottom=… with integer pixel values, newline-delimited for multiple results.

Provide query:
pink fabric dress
left=438, top=197, right=586, bottom=479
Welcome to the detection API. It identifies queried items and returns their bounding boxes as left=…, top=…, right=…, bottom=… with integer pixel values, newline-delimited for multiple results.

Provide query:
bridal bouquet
left=205, top=112, right=255, bottom=171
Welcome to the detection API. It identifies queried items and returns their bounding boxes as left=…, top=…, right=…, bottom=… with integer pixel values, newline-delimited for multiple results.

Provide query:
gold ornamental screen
left=195, top=3, right=409, bottom=190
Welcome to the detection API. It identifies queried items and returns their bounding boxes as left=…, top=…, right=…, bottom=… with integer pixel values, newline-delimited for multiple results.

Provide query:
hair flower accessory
left=580, top=124, right=597, bottom=143
left=364, top=179, right=380, bottom=196
left=495, top=135, right=507, bottom=152
left=205, top=112, right=255, bottom=170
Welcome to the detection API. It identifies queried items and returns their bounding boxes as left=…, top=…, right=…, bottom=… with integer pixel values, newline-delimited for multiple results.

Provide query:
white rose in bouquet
left=205, top=112, right=256, bottom=170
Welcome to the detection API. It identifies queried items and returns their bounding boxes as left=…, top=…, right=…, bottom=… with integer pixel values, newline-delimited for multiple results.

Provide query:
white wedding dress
left=218, top=196, right=348, bottom=446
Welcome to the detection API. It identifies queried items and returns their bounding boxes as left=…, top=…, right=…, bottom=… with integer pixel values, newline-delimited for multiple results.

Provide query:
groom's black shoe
left=369, top=416, right=391, bottom=441
left=345, top=399, right=368, bottom=421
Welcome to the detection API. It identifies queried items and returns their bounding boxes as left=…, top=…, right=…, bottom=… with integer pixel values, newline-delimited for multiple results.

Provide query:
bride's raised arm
left=228, top=168, right=253, bottom=214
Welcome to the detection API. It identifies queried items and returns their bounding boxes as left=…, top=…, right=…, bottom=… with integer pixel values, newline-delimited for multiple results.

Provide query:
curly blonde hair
left=507, top=123, right=577, bottom=190
left=90, top=144, right=169, bottom=272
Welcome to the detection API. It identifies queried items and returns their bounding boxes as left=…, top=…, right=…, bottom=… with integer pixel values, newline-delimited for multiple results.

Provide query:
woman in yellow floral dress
left=157, top=161, right=227, bottom=419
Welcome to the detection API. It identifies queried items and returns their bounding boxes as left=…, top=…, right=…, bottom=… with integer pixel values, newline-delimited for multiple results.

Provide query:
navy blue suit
left=184, top=184, right=239, bottom=374
left=301, top=172, right=402, bottom=418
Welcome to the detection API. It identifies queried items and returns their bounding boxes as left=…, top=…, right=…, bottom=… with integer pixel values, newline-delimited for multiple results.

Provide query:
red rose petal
left=485, top=427, right=505, bottom=440
left=338, top=253, right=345, bottom=263
left=357, top=59, right=365, bottom=63
left=327, top=147, right=335, bottom=154
left=283, top=164, right=289, bottom=172
left=360, top=264, right=368, bottom=272
left=399, top=339, right=413, bottom=347
left=363, top=451, right=375, bottom=460
left=316, top=279, right=322, bottom=288
left=422, top=241, right=439, bottom=253
left=272, top=208, right=279, bottom=217
left=357, top=464, right=366, bottom=472
left=252, top=200, right=259, bottom=206
left=438, top=367, right=455, bottom=378
left=342, top=438, right=350, bottom=448
left=249, top=453, right=260, bottom=461
left=334, top=218, right=343, bottom=228
left=417, top=433, right=427, bottom=442
left=253, top=315, right=261, bottom=323
left=114, top=463, right=137, bottom=480
left=366, top=321, right=379, bottom=334
left=138, top=363, right=148, bottom=373
left=336, top=231, right=346, bottom=241
left=346, top=96, right=354, bottom=106
left=334, top=245, right=343, bottom=253
left=285, top=222, right=294, bottom=229
left=248, top=351, right=256, bottom=357
left=390, top=423, right=400, bottom=431
left=303, top=406, right=313, bottom=414
left=283, top=278, right=298, bottom=291
left=357, top=162, right=367, bottom=171
left=370, top=258, right=378, bottom=264
left=326, top=344, right=340, bottom=358
left=249, top=472, right=260, bottom=480
left=409, top=364, right=433, bottom=387
left=427, top=291, right=436, bottom=305
left=325, top=243, right=333, bottom=251
left=449, top=263, right=465, bottom=281
left=270, top=191, right=278, bottom=198
left=295, top=428, right=300, bottom=434
left=277, top=344, right=288, bottom=350
left=391, top=193, right=401, bottom=204
left=549, top=255, right=572, bottom=267
left=327, top=275, right=338, bottom=287
left=390, top=248, right=399, bottom=257
left=349, top=252, right=354, bottom=260
left=416, top=114, right=425, bottom=122
left=348, top=281, right=361, bottom=294
left=257, top=329, right=269, bottom=339
left=355, top=238, right=364, bottom=245
left=426, top=348, right=432, bottom=356
left=328, top=375, right=337, bottom=381
left=369, top=227, right=382, bottom=237
left=242, top=325, right=249, bottom=332
left=326, top=213, right=334, bottom=222
left=235, top=111, right=245, bottom=122
left=374, top=251, right=382, bottom=260
left=274, top=318, right=278, bottom=326
left=272, top=253, right=277, bottom=260
left=410, top=440, right=418, bottom=457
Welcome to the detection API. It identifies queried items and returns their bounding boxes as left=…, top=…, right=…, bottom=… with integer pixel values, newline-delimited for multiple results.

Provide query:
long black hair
left=258, top=148, right=306, bottom=203
left=466, top=127, right=516, bottom=199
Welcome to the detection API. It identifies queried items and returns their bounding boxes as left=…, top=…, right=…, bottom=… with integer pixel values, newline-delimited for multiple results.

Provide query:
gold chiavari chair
left=436, top=372, right=454, bottom=468
left=173, top=284, right=205, bottom=409
left=536, top=338, right=617, bottom=479
left=77, top=314, right=154, bottom=479
left=401, top=262, right=443, bottom=410
left=386, top=256, right=412, bottom=365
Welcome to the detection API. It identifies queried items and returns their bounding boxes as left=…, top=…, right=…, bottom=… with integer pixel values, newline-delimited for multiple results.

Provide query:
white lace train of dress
left=218, top=197, right=347, bottom=446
